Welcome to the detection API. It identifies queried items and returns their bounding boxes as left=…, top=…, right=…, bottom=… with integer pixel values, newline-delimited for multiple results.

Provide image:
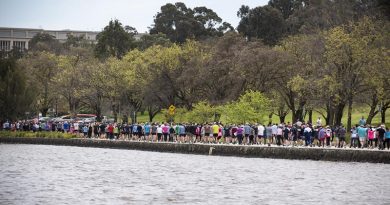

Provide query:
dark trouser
left=378, top=138, right=384, bottom=150
left=157, top=133, right=162, bottom=141
left=369, top=139, right=375, bottom=147
left=163, top=133, right=168, bottom=141
left=350, top=138, right=358, bottom=148
left=384, top=139, right=390, bottom=149
left=276, top=135, right=282, bottom=146
left=326, top=137, right=331, bottom=146
left=305, top=135, right=311, bottom=146
left=338, top=137, right=345, bottom=148
left=237, top=134, right=243, bottom=145
left=169, top=134, right=174, bottom=142
left=249, top=135, right=254, bottom=145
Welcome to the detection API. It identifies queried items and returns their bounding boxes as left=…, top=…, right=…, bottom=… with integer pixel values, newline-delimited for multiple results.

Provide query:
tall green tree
left=150, top=2, right=232, bottom=43
left=0, top=51, right=34, bottom=121
left=19, top=51, right=58, bottom=117
left=95, top=19, right=136, bottom=59
left=237, top=5, right=285, bottom=45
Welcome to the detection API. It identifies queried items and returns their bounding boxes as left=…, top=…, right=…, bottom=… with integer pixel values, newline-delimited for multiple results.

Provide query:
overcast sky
left=0, top=0, right=268, bottom=33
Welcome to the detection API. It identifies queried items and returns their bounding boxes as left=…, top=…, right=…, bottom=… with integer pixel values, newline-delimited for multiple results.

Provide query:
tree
left=320, top=17, right=389, bottom=128
left=0, top=51, right=34, bottom=121
left=237, top=5, right=285, bottom=45
left=95, top=19, right=136, bottom=59
left=19, top=51, right=58, bottom=117
left=150, top=2, right=232, bottom=43
left=268, top=0, right=304, bottom=19
left=56, top=47, right=92, bottom=115
left=136, top=33, right=172, bottom=51
left=28, top=33, right=62, bottom=54
left=274, top=34, right=323, bottom=123
left=185, top=101, right=218, bottom=123
left=222, top=90, right=271, bottom=124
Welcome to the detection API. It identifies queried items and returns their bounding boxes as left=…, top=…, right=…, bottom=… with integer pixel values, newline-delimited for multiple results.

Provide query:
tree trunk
left=308, top=109, right=313, bottom=124
left=334, top=102, right=345, bottom=126
left=277, top=108, right=288, bottom=123
left=380, top=102, right=389, bottom=124
left=148, top=106, right=161, bottom=122
left=381, top=107, right=387, bottom=124
left=268, top=112, right=273, bottom=125
left=279, top=115, right=286, bottom=124
left=40, top=108, right=49, bottom=117
left=326, top=101, right=333, bottom=126
left=347, top=97, right=353, bottom=132
left=366, top=94, right=379, bottom=125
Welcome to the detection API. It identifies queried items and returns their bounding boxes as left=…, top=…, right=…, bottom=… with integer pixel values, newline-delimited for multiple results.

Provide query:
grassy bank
left=134, top=106, right=389, bottom=126
left=0, top=131, right=77, bottom=139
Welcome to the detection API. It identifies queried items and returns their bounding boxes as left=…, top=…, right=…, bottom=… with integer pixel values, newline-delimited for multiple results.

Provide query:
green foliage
left=221, top=90, right=271, bottom=124
left=185, top=101, right=218, bottom=123
left=150, top=2, right=232, bottom=43
left=95, top=19, right=136, bottom=59
left=237, top=5, right=285, bottom=45
left=0, top=131, right=77, bottom=139
left=0, top=54, right=35, bottom=121
left=28, top=33, right=62, bottom=54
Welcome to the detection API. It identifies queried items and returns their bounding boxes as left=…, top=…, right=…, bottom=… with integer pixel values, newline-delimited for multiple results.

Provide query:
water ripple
left=1, top=144, right=390, bottom=204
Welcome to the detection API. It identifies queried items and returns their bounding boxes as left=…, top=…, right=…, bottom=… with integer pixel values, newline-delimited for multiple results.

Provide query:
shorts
left=245, top=134, right=249, bottom=138
left=359, top=137, right=366, bottom=141
left=180, top=134, right=186, bottom=137
left=213, top=133, right=218, bottom=137
left=205, top=133, right=210, bottom=137
left=339, top=137, right=345, bottom=141
left=258, top=135, right=264, bottom=138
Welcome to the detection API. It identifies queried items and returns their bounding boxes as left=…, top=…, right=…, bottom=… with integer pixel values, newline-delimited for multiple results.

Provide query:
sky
left=0, top=0, right=268, bottom=33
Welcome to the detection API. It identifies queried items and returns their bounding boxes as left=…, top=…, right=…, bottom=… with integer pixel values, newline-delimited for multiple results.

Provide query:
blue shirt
left=144, top=125, right=150, bottom=134
left=179, top=125, right=186, bottom=134
left=357, top=127, right=367, bottom=138
left=132, top=124, right=138, bottom=133
left=385, top=131, right=390, bottom=139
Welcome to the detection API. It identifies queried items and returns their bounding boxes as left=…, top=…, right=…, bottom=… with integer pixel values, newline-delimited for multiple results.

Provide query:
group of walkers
left=2, top=117, right=390, bottom=150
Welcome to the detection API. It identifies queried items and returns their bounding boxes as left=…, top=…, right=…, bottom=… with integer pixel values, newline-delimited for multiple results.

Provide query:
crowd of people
left=2, top=117, right=390, bottom=150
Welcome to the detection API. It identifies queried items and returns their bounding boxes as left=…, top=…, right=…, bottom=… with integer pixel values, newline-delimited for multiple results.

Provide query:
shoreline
left=1, top=137, right=389, bottom=164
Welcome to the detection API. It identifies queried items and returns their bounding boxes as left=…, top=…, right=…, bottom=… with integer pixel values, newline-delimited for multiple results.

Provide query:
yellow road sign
left=168, top=105, right=176, bottom=115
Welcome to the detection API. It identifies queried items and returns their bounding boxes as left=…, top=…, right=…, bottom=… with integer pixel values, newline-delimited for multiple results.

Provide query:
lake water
left=0, top=144, right=389, bottom=205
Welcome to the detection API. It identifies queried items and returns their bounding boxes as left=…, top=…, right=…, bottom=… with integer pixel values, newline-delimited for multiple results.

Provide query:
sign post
left=168, top=105, right=176, bottom=123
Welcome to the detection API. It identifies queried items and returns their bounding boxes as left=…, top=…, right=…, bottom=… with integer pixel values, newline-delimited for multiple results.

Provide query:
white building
left=0, top=27, right=99, bottom=51
left=0, top=27, right=146, bottom=52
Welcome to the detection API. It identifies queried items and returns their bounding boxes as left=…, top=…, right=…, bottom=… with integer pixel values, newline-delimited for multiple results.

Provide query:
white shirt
left=257, top=125, right=265, bottom=136
left=304, top=127, right=312, bottom=133
left=157, top=127, right=163, bottom=134
left=316, top=119, right=322, bottom=126
left=271, top=125, right=278, bottom=135
left=277, top=127, right=283, bottom=135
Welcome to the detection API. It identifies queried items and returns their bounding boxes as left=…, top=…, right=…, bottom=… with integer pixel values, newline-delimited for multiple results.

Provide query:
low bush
left=0, top=131, right=77, bottom=139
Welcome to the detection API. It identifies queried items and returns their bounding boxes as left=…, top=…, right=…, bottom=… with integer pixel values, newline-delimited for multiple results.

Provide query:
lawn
left=134, top=106, right=389, bottom=127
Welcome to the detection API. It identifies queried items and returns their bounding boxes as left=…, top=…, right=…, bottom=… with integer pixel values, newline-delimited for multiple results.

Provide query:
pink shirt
left=162, top=126, right=169, bottom=133
left=368, top=130, right=375, bottom=140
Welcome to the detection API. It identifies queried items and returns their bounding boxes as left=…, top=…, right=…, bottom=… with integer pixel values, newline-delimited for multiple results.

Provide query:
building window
left=13, top=41, right=26, bottom=51
left=0, top=40, right=11, bottom=51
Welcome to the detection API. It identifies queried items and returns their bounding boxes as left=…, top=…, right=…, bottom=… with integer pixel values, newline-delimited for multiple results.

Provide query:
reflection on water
left=0, top=144, right=389, bottom=205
